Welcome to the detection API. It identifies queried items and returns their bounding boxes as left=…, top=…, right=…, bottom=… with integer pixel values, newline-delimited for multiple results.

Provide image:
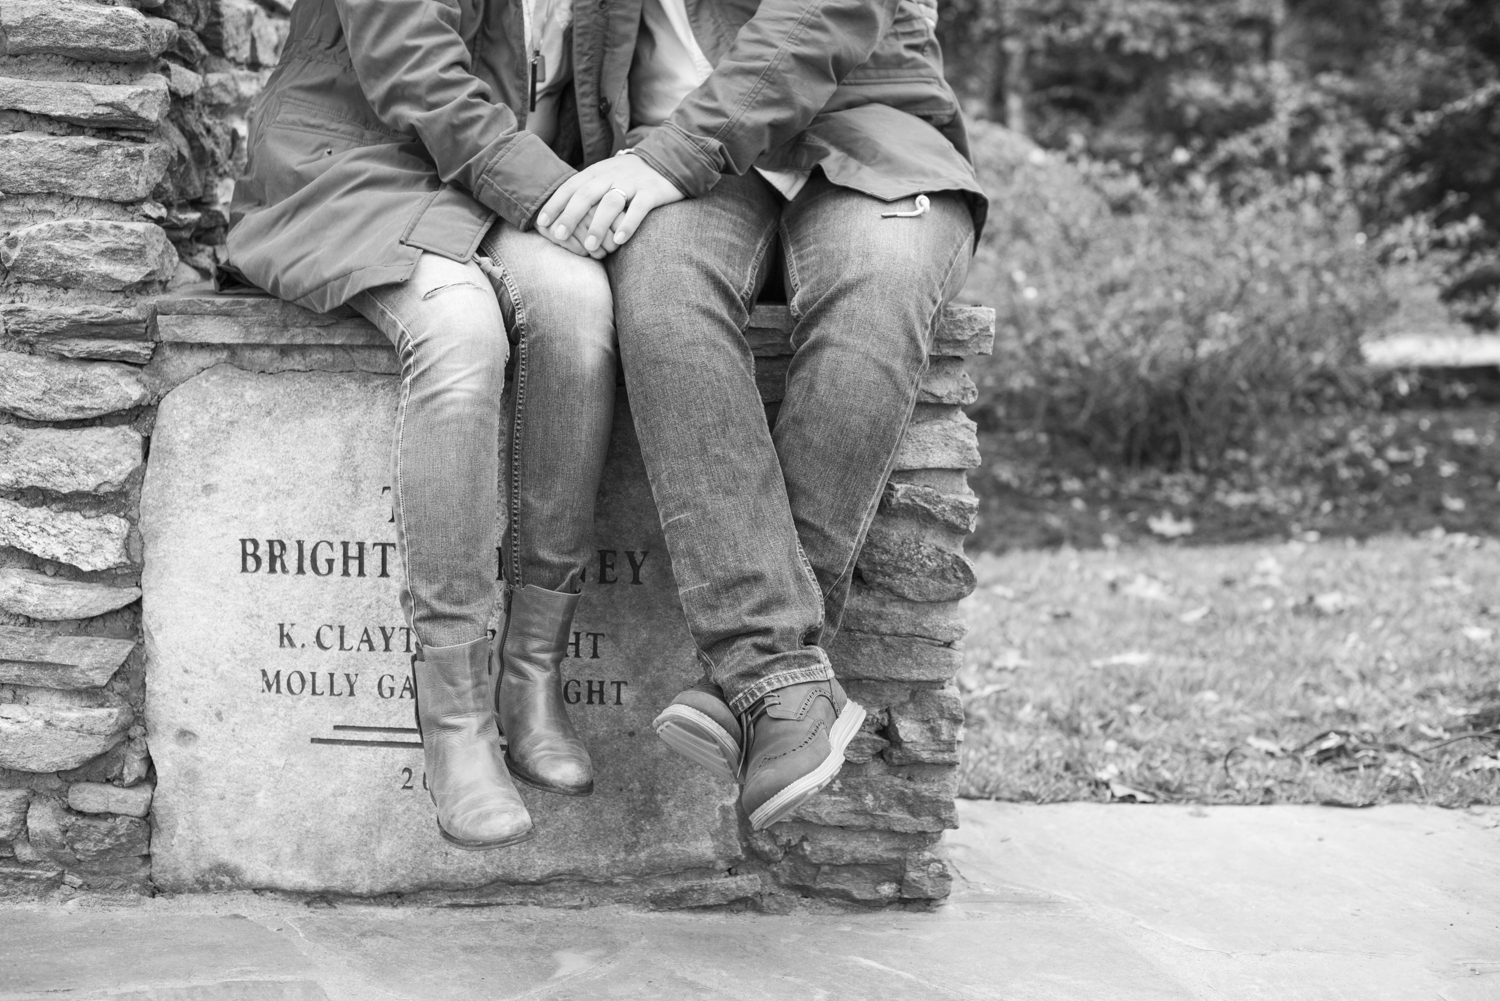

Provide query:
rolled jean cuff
left=725, top=660, right=836, bottom=715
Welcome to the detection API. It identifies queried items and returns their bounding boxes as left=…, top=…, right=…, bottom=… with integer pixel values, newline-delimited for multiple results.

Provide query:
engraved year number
left=399, top=767, right=428, bottom=791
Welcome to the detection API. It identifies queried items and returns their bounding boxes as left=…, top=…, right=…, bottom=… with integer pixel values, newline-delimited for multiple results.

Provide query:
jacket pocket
left=400, top=185, right=495, bottom=264
left=250, top=99, right=406, bottom=204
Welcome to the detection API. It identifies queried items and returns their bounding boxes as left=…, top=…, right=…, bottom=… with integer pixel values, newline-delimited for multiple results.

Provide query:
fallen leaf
left=1121, top=573, right=1171, bottom=602
left=988, top=583, right=1017, bottom=600
left=1147, top=511, right=1196, bottom=538
left=1254, top=556, right=1285, bottom=577
left=1090, top=651, right=1153, bottom=668
left=989, top=648, right=1030, bottom=671
left=1442, top=494, right=1467, bottom=513
left=1246, top=736, right=1284, bottom=756
left=1462, top=625, right=1494, bottom=644
left=1429, top=575, right=1475, bottom=595
left=1467, top=756, right=1500, bottom=772
left=1108, top=780, right=1156, bottom=803
left=1311, top=591, right=1361, bottom=615
left=1101, top=532, right=1121, bottom=551
left=1178, top=605, right=1211, bottom=624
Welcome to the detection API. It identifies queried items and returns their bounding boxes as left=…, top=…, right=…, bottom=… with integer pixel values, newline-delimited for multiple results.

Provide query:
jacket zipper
left=521, top=0, right=540, bottom=113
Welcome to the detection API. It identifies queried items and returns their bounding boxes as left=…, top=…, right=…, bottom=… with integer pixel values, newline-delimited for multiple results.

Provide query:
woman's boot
left=412, top=637, right=534, bottom=850
left=495, top=585, right=595, bottom=795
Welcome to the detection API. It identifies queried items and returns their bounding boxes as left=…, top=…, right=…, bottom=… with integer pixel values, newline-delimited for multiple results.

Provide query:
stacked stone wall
left=0, top=0, right=288, bottom=898
left=0, top=0, right=990, bottom=908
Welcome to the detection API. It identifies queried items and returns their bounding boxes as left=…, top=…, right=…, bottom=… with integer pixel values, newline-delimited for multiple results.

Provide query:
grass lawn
left=958, top=532, right=1500, bottom=807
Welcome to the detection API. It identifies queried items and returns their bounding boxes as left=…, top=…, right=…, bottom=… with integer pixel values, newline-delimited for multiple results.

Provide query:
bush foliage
left=961, top=123, right=1393, bottom=469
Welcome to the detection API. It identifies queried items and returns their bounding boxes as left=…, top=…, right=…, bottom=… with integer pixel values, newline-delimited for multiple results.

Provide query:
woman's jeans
left=607, top=171, right=974, bottom=714
left=350, top=223, right=617, bottom=649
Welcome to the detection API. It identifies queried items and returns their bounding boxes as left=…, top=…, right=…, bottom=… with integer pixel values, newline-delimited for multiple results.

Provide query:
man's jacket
left=227, top=0, right=985, bottom=313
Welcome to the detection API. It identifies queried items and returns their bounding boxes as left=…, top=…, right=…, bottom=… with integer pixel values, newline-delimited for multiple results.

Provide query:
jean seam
left=736, top=221, right=780, bottom=313
left=779, top=214, right=805, bottom=333
left=361, top=291, right=429, bottom=651
left=819, top=224, right=972, bottom=606
left=484, top=253, right=530, bottom=592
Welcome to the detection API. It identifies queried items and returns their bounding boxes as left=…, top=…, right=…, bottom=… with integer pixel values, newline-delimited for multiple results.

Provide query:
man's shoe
left=652, top=681, right=742, bottom=783
left=412, top=638, right=535, bottom=851
left=495, top=585, right=595, bottom=796
left=740, top=679, right=865, bottom=830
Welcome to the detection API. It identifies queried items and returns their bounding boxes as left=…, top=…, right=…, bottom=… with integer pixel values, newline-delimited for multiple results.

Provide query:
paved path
left=4, top=802, right=1497, bottom=1000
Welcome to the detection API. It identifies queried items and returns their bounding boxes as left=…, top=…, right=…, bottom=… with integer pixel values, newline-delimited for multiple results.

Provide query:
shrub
left=960, top=122, right=1394, bottom=470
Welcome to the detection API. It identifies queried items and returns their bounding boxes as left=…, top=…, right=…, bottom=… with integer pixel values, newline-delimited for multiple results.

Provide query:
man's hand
left=538, top=153, right=683, bottom=255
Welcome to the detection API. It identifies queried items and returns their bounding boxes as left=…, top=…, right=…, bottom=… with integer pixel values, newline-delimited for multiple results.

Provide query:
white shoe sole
left=653, top=704, right=741, bottom=784
left=747, top=699, right=866, bottom=831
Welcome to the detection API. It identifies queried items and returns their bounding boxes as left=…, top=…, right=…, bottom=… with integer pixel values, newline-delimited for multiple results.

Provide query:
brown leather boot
left=494, top=585, right=594, bottom=796
left=412, top=638, right=534, bottom=850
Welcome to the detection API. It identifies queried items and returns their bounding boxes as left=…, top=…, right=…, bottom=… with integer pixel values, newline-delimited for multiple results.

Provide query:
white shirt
left=628, top=0, right=810, bottom=200
left=521, top=0, right=573, bottom=146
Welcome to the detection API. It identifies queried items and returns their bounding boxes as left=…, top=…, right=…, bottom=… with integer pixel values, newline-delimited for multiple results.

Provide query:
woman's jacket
left=226, top=0, right=985, bottom=313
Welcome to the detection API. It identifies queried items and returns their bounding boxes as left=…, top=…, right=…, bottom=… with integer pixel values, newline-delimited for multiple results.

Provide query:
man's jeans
left=350, top=223, right=617, bottom=648
left=608, top=171, right=974, bottom=713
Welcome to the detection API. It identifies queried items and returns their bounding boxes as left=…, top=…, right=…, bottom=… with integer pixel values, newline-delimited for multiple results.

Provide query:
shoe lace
left=736, top=694, right=775, bottom=780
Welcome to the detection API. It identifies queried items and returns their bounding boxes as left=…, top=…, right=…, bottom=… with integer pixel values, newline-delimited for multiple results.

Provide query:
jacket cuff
left=473, top=131, right=577, bottom=231
left=631, top=123, right=723, bottom=198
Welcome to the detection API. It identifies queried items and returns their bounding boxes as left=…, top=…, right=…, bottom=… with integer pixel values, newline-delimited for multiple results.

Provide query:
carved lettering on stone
left=142, top=365, right=740, bottom=894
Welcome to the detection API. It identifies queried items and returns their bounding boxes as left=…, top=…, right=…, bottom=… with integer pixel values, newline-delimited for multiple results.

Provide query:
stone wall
left=0, top=0, right=993, bottom=908
left=0, top=0, right=288, bottom=897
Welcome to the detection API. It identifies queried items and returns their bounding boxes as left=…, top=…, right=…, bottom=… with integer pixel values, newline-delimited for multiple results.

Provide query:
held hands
left=536, top=152, right=683, bottom=259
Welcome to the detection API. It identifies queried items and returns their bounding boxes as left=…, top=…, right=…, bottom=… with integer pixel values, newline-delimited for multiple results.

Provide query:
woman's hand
left=538, top=227, right=594, bottom=257
left=537, top=153, right=683, bottom=255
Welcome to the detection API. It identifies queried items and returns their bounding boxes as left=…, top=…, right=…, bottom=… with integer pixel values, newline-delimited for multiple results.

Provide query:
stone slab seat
left=151, top=290, right=997, bottom=358
left=137, top=288, right=994, bottom=903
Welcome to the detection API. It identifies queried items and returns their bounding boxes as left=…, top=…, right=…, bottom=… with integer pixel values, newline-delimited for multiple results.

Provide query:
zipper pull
left=529, top=49, right=545, bottom=111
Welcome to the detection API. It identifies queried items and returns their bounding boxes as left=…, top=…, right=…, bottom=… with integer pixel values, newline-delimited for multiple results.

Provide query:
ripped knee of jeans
left=420, top=280, right=486, bottom=301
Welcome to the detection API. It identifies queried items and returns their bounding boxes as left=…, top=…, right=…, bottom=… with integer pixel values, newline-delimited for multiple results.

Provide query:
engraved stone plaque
left=142, top=365, right=741, bottom=894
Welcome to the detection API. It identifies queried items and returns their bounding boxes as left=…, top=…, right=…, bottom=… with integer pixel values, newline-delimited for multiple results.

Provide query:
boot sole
left=652, top=705, right=741, bottom=784
left=747, top=699, right=866, bottom=831
left=437, top=821, right=535, bottom=852
left=505, top=754, right=594, bottom=797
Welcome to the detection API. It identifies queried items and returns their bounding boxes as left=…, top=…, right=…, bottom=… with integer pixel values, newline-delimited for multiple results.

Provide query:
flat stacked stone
left=0, top=0, right=291, bottom=901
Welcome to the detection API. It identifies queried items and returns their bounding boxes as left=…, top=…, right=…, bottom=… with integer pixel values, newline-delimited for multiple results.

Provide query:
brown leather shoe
left=652, top=679, right=742, bottom=783
left=739, top=679, right=865, bottom=830
left=495, top=585, right=594, bottom=796
left=412, top=638, right=534, bottom=850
